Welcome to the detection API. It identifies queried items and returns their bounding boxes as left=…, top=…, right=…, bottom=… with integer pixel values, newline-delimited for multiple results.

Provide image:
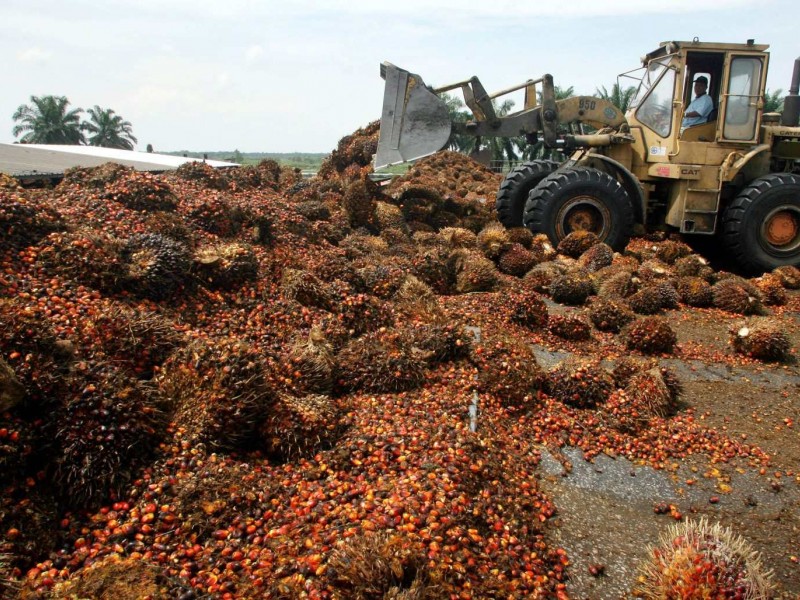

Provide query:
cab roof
left=643, top=40, right=769, bottom=64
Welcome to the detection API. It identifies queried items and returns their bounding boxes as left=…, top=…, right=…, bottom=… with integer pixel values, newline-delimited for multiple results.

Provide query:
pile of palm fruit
left=0, top=124, right=797, bottom=599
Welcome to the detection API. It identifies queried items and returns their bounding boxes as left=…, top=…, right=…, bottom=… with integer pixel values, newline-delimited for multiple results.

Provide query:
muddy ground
left=536, top=296, right=800, bottom=599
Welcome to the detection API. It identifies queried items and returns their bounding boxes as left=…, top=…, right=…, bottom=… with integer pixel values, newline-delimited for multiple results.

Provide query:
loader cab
left=627, top=40, right=769, bottom=153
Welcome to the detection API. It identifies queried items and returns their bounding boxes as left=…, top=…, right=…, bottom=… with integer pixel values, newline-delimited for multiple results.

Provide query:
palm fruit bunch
left=636, top=259, right=673, bottom=284
left=0, top=488, right=59, bottom=578
left=342, top=179, right=377, bottom=229
left=611, top=356, right=649, bottom=388
left=184, top=196, right=245, bottom=237
left=547, top=314, right=592, bottom=341
left=227, top=164, right=265, bottom=189
left=258, top=393, right=341, bottom=461
left=0, top=298, right=71, bottom=404
left=596, top=269, right=638, bottom=299
left=524, top=262, right=567, bottom=293
left=497, top=243, right=537, bottom=277
left=549, top=270, right=594, bottom=305
left=711, top=278, right=765, bottom=315
left=121, top=233, right=191, bottom=300
left=317, top=120, right=380, bottom=178
left=174, top=160, right=230, bottom=190
left=159, top=338, right=275, bottom=450
left=439, top=226, right=478, bottom=250
left=508, top=291, right=549, bottom=330
left=340, top=232, right=389, bottom=260
left=36, top=230, right=126, bottom=293
left=578, top=242, right=614, bottom=272
left=627, top=286, right=665, bottom=315
left=52, top=363, right=166, bottom=508
left=336, top=292, right=396, bottom=338
left=410, top=248, right=455, bottom=295
left=676, top=276, right=714, bottom=307
left=0, top=191, right=65, bottom=251
left=634, top=518, right=773, bottom=599
left=79, top=303, right=182, bottom=379
left=673, top=254, right=713, bottom=280
left=403, top=321, right=472, bottom=365
left=397, top=186, right=444, bottom=225
left=285, top=327, right=336, bottom=394
left=624, top=317, right=678, bottom=354
left=653, top=281, right=681, bottom=309
left=611, top=358, right=683, bottom=404
left=48, top=554, right=188, bottom=599
left=280, top=268, right=335, bottom=310
left=393, top=274, right=442, bottom=321
left=476, top=222, right=512, bottom=260
left=753, top=273, right=788, bottom=306
left=254, top=158, right=283, bottom=187
left=372, top=200, right=406, bottom=232
left=470, top=333, right=545, bottom=407
left=506, top=226, right=534, bottom=249
left=0, top=403, right=34, bottom=478
left=191, top=241, right=259, bottom=290
left=530, top=233, right=557, bottom=262
left=100, top=170, right=178, bottom=212
left=772, top=264, right=800, bottom=289
left=335, top=329, right=425, bottom=393
left=730, top=320, right=793, bottom=363
left=379, top=227, right=416, bottom=257
left=556, top=230, right=600, bottom=258
left=354, top=262, right=407, bottom=299
left=452, top=249, right=499, bottom=293
left=604, top=368, right=675, bottom=434
left=141, top=210, right=196, bottom=247
left=294, top=199, right=331, bottom=223
left=62, top=161, right=130, bottom=188
left=325, top=532, right=436, bottom=600
left=653, top=239, right=692, bottom=264
left=588, top=297, right=635, bottom=332
left=546, top=358, right=614, bottom=409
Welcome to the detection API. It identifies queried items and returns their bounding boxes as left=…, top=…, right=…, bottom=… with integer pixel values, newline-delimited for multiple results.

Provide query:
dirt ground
left=537, top=296, right=800, bottom=599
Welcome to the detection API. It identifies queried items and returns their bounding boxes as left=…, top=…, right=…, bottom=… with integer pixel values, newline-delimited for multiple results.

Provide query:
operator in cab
left=681, top=76, right=714, bottom=131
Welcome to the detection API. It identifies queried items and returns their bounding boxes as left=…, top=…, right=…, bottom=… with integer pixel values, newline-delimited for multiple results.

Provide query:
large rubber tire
left=495, top=160, right=561, bottom=228
left=524, top=167, right=634, bottom=251
left=722, top=173, right=800, bottom=274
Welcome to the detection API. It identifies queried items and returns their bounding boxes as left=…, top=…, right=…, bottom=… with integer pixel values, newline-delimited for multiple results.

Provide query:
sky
left=2, top=0, right=799, bottom=154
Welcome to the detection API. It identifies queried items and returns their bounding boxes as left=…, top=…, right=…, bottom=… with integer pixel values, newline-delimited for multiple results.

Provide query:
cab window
left=636, top=66, right=676, bottom=137
left=723, top=56, right=763, bottom=140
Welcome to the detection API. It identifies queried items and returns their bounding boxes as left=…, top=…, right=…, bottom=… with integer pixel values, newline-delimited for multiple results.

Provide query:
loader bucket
left=374, top=62, right=452, bottom=169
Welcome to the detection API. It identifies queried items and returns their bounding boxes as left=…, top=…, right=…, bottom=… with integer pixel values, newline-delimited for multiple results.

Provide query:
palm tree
left=596, top=83, right=638, bottom=113
left=84, top=106, right=138, bottom=150
left=439, top=93, right=473, bottom=153
left=12, top=95, right=85, bottom=144
left=763, top=88, right=785, bottom=113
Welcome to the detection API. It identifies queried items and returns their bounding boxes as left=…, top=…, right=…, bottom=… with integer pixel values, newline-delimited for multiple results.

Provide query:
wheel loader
left=374, top=39, right=800, bottom=273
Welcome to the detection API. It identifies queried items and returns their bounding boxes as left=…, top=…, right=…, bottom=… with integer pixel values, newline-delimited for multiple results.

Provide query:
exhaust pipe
left=780, top=56, right=800, bottom=127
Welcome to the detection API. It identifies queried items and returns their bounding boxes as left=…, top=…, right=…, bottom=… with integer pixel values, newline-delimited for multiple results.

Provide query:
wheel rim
left=761, top=205, right=800, bottom=254
left=555, top=195, right=611, bottom=240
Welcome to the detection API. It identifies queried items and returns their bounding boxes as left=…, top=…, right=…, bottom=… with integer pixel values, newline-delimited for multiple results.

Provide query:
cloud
left=16, top=47, right=52, bottom=63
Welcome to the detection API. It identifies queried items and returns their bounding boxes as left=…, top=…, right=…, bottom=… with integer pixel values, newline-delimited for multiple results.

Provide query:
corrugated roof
left=0, top=143, right=238, bottom=178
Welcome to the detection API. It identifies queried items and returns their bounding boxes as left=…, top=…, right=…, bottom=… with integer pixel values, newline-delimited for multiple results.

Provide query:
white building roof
left=0, top=143, right=237, bottom=179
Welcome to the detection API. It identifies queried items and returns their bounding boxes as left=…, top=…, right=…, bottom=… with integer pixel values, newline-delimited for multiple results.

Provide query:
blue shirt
left=681, top=94, right=713, bottom=128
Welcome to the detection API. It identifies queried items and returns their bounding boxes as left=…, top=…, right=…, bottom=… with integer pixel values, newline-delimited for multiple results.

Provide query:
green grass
left=163, top=151, right=414, bottom=178
left=163, top=151, right=328, bottom=171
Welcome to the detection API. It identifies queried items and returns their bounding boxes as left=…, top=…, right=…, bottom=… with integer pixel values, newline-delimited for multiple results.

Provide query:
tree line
left=443, top=84, right=787, bottom=170
left=12, top=95, right=138, bottom=150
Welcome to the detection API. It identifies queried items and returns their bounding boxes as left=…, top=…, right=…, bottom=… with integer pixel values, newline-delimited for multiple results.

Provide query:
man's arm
left=686, top=95, right=713, bottom=118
